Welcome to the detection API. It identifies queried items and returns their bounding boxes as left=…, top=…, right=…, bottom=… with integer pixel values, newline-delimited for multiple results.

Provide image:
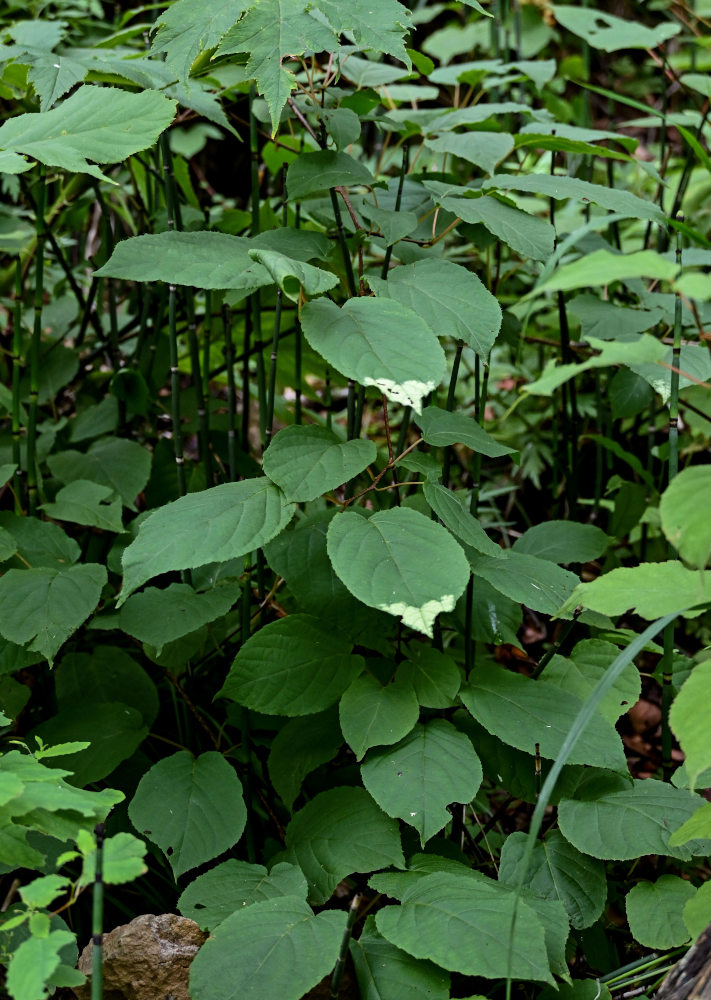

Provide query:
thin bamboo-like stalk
left=168, top=284, right=187, bottom=496
left=223, top=304, right=238, bottom=482
left=26, top=165, right=46, bottom=515
left=12, top=260, right=23, bottom=513
left=464, top=355, right=491, bottom=675
left=265, top=289, right=283, bottom=447
left=91, top=822, right=105, bottom=1000
left=330, top=895, right=360, bottom=1000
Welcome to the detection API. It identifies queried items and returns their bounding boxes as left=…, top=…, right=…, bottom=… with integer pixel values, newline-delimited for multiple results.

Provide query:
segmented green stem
left=91, top=822, right=105, bottom=1000
left=223, top=304, right=238, bottom=482
left=27, top=165, right=46, bottom=515
left=168, top=285, right=187, bottom=496
left=12, top=260, right=23, bottom=512
left=330, top=896, right=360, bottom=1000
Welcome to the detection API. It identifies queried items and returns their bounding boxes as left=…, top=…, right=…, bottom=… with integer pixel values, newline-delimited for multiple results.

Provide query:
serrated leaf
left=349, top=917, right=450, bottom=1000
left=6, top=929, right=75, bottom=1000
left=369, top=259, right=502, bottom=360
left=395, top=646, right=461, bottom=709
left=268, top=710, right=343, bottom=811
left=0, top=86, right=176, bottom=182
left=425, top=131, right=513, bottom=176
left=626, top=876, right=694, bottom=949
left=670, top=662, right=711, bottom=792
left=423, top=482, right=502, bottom=557
left=19, top=876, right=70, bottom=910
left=485, top=173, right=663, bottom=223
left=151, top=0, right=249, bottom=78
left=263, top=425, right=376, bottom=502
left=512, top=521, right=610, bottom=563
left=40, top=480, right=123, bottom=533
left=79, top=832, right=148, bottom=887
left=541, top=640, right=641, bottom=725
left=285, top=786, right=404, bottom=904
left=433, top=193, right=555, bottom=260
left=660, top=467, right=711, bottom=569
left=189, top=896, right=344, bottom=1000
left=316, top=0, right=412, bottom=66
left=179, top=860, right=307, bottom=930
left=0, top=564, right=107, bottom=664
left=559, top=776, right=711, bottom=861
left=120, top=478, right=294, bottom=603
left=416, top=405, right=516, bottom=459
left=327, top=507, right=470, bottom=637
left=361, top=720, right=482, bottom=844
left=376, top=872, right=553, bottom=983
left=499, top=830, right=606, bottom=930
left=339, top=674, right=419, bottom=760
left=470, top=551, right=579, bottom=616
left=119, top=583, right=238, bottom=653
left=461, top=663, right=627, bottom=771
left=301, top=297, right=446, bottom=414
left=129, top=751, right=246, bottom=879
left=218, top=614, right=364, bottom=715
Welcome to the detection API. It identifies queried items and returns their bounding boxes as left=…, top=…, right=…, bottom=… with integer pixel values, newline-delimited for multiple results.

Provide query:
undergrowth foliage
left=1, top=1, right=711, bottom=998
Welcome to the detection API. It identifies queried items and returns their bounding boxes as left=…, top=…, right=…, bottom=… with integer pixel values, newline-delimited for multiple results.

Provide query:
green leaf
left=395, top=645, right=461, bottom=709
left=0, top=513, right=79, bottom=569
left=286, top=149, right=374, bottom=199
left=179, top=861, right=307, bottom=930
left=6, top=929, right=76, bottom=1000
left=0, top=86, right=176, bottom=183
left=263, top=426, right=376, bottom=502
left=559, top=776, right=711, bottom=861
left=188, top=896, right=344, bottom=1000
left=361, top=720, right=482, bottom=845
left=485, top=173, right=663, bottom=223
left=533, top=250, right=678, bottom=297
left=55, top=648, right=159, bottom=728
left=512, top=521, right=610, bottom=563
left=120, top=478, right=294, bottom=603
left=349, top=917, right=450, bottom=1000
left=660, top=467, right=711, bottom=569
left=301, top=298, right=446, bottom=414
left=315, top=0, right=412, bottom=66
left=368, top=259, right=502, bottom=361
left=461, top=664, right=627, bottom=771
left=425, top=132, right=514, bottom=177
left=499, top=830, right=606, bottom=930
left=416, top=405, right=517, bottom=459
left=670, top=661, right=711, bottom=792
left=525, top=336, right=667, bottom=396
left=284, top=786, right=404, bottom=904
left=327, top=508, right=470, bottom=637
left=562, top=562, right=711, bottom=620
left=79, top=832, right=148, bottom=887
left=246, top=249, right=338, bottom=300
left=339, top=674, right=419, bottom=761
left=31, top=702, right=148, bottom=786
left=0, top=565, right=107, bottom=664
left=376, top=872, right=553, bottom=983
left=626, top=876, right=694, bottom=949
left=129, top=751, right=247, bottom=879
left=670, top=802, right=711, bottom=847
left=118, top=583, right=238, bottom=653
left=218, top=614, right=364, bottom=715
left=268, top=710, right=343, bottom=811
left=151, top=0, right=248, bottom=78
left=542, top=640, right=641, bottom=725
left=684, top=881, right=711, bottom=941
left=423, top=482, right=502, bottom=557
left=470, top=551, right=578, bottom=616
left=40, top=480, right=123, bottom=533
left=18, top=876, right=70, bottom=910
left=552, top=4, right=680, bottom=51
left=47, top=437, right=151, bottom=510
left=432, top=193, right=555, bottom=260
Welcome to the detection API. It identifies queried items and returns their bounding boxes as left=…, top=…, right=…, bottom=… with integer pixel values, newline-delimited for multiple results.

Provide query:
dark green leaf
left=339, top=674, right=419, bottom=760
left=179, top=860, right=307, bottom=930
left=263, top=426, right=376, bottom=502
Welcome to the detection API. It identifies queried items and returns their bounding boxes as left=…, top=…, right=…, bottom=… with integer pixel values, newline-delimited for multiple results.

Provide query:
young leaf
left=78, top=832, right=148, bottom=887
left=151, top=0, right=248, bottom=78
left=179, top=860, right=307, bottom=930
left=339, top=674, right=420, bottom=761
left=129, top=751, right=247, bottom=879
left=327, top=507, right=470, bottom=637
left=120, top=478, right=294, bottom=603
left=368, top=259, right=502, bottom=361
left=263, top=425, right=376, bottom=502
left=6, top=929, right=76, bottom=1000
left=684, top=881, right=711, bottom=941
left=626, top=876, right=694, bottom=949
left=268, top=710, right=343, bottom=811
left=532, top=251, right=678, bottom=297
left=0, top=565, right=107, bottom=664
left=218, top=614, right=364, bottom=715
left=285, top=786, right=405, bottom=904
left=361, top=720, right=483, bottom=845
left=189, top=897, right=344, bottom=1000
left=301, top=298, right=446, bottom=414
left=660, top=466, right=711, bottom=569
left=376, top=872, right=553, bottom=983
left=669, top=662, right=711, bottom=792
left=0, top=86, right=176, bottom=182
left=461, top=664, right=628, bottom=771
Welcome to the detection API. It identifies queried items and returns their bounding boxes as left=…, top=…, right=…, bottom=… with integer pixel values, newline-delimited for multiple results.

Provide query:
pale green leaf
left=285, top=786, right=404, bottom=904
left=189, top=897, right=344, bottom=1000
left=179, top=861, right=307, bottom=930
left=433, top=192, right=555, bottom=260
left=6, top=929, right=75, bottom=1000
left=660, top=467, right=711, bottom=570
left=129, top=751, right=246, bottom=878
left=533, top=250, right=678, bottom=297
left=562, top=562, right=711, bottom=620
left=524, top=336, right=666, bottom=396
left=316, top=0, right=412, bottom=66
left=120, top=478, right=294, bottom=603
left=0, top=564, right=107, bottom=664
left=0, top=513, right=80, bottom=569
left=626, top=876, right=694, bottom=948
left=368, top=259, right=502, bottom=360
left=0, top=86, right=176, bottom=182
left=218, top=614, right=364, bottom=715
left=684, top=881, right=711, bottom=940
left=247, top=249, right=338, bottom=300
left=461, top=663, right=627, bottom=771
left=151, top=0, right=248, bottom=78
left=19, top=876, right=70, bottom=910
left=263, top=425, right=376, bottom=502
left=47, top=437, right=151, bottom=510
left=670, top=662, right=711, bottom=792
left=670, top=802, right=711, bottom=847
left=485, top=173, right=663, bottom=223
left=79, top=832, right=148, bottom=887
left=118, top=583, right=239, bottom=653
left=541, top=640, right=641, bottom=725
left=552, top=5, right=680, bottom=51
left=361, top=720, right=482, bottom=844
left=301, top=298, right=446, bottom=414
left=327, top=508, right=470, bottom=637
left=339, top=674, right=419, bottom=761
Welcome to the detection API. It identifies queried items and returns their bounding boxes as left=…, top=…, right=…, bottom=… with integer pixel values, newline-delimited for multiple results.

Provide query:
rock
left=71, top=913, right=207, bottom=1000
left=655, top=923, right=711, bottom=1000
